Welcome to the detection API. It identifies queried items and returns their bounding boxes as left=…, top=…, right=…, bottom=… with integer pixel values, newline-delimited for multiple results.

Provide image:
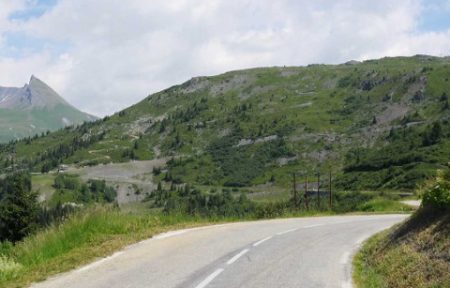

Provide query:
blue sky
left=0, top=0, right=449, bottom=116
left=0, top=31, right=69, bottom=58
left=9, top=0, right=57, bottom=21
left=418, top=0, right=450, bottom=32
left=2, top=0, right=61, bottom=58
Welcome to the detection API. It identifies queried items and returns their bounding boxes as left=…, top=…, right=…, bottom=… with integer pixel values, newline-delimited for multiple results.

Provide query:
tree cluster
left=0, top=173, right=39, bottom=242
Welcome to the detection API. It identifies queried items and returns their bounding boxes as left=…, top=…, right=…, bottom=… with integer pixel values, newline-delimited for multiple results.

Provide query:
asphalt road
left=31, top=214, right=407, bottom=288
left=401, top=200, right=421, bottom=208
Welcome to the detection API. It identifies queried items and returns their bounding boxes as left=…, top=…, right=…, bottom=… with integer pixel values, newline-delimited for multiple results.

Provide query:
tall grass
left=0, top=206, right=210, bottom=288
left=0, top=256, right=22, bottom=283
left=353, top=169, right=450, bottom=288
left=357, top=197, right=412, bottom=212
left=354, top=209, right=450, bottom=288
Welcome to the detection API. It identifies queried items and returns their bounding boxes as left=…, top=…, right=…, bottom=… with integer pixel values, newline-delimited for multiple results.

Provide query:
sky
left=0, top=0, right=449, bottom=117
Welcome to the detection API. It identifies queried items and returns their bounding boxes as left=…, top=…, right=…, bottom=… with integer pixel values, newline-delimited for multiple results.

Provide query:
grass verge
left=0, top=206, right=216, bottom=288
left=354, top=208, right=450, bottom=288
left=357, top=198, right=413, bottom=213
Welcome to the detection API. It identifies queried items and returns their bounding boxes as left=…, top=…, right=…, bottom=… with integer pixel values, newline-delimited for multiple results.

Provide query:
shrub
left=54, top=174, right=81, bottom=190
left=50, top=175, right=117, bottom=207
left=152, top=166, right=161, bottom=176
left=150, top=185, right=257, bottom=218
left=420, top=168, right=450, bottom=211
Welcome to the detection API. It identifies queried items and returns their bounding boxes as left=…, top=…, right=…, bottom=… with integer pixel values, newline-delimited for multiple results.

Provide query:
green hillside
left=0, top=104, right=97, bottom=143
left=1, top=55, right=449, bottom=191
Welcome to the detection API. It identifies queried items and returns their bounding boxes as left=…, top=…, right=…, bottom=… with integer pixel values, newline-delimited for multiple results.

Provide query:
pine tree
left=0, top=173, right=39, bottom=242
left=423, top=122, right=442, bottom=146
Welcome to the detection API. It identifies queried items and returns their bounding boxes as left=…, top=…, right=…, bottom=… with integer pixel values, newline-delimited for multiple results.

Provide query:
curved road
left=31, top=214, right=407, bottom=288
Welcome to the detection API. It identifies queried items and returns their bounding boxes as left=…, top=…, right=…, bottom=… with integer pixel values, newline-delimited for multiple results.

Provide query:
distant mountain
left=0, top=76, right=97, bottom=142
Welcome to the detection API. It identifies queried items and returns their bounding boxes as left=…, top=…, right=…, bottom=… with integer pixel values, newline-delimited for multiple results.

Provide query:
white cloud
left=0, top=0, right=24, bottom=46
left=0, top=0, right=449, bottom=116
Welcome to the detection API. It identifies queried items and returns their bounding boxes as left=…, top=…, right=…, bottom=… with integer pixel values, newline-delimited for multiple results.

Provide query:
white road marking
left=401, top=200, right=421, bottom=208
left=276, top=228, right=299, bottom=235
left=339, top=252, right=350, bottom=264
left=77, top=225, right=231, bottom=273
left=153, top=230, right=188, bottom=239
left=253, top=236, right=273, bottom=247
left=227, top=249, right=249, bottom=265
left=195, top=268, right=224, bottom=288
left=341, top=280, right=353, bottom=288
left=303, top=224, right=324, bottom=228
left=76, top=251, right=124, bottom=273
left=151, top=224, right=228, bottom=241
left=355, top=235, right=369, bottom=245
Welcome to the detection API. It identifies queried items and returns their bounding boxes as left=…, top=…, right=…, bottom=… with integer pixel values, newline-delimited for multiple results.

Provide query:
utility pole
left=317, top=172, right=320, bottom=209
left=329, top=171, right=332, bottom=209
left=292, top=172, right=298, bottom=208
left=305, top=176, right=309, bottom=210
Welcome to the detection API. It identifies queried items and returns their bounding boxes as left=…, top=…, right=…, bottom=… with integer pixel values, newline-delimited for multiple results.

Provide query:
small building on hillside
left=58, top=164, right=69, bottom=173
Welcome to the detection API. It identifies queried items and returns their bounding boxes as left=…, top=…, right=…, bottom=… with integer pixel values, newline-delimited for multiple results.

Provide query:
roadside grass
left=0, top=256, right=22, bottom=284
left=353, top=231, right=387, bottom=287
left=357, top=197, right=413, bottom=213
left=354, top=208, right=450, bottom=288
left=0, top=207, right=214, bottom=288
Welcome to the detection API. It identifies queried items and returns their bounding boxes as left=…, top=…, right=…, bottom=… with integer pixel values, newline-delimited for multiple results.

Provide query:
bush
left=54, top=174, right=81, bottom=190
left=420, top=169, right=450, bottom=211
left=152, top=166, right=161, bottom=176
left=206, top=135, right=293, bottom=186
left=51, top=176, right=117, bottom=206
left=333, top=191, right=373, bottom=213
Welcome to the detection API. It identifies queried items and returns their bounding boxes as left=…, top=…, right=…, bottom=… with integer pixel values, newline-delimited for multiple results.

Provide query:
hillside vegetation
left=1, top=56, right=449, bottom=191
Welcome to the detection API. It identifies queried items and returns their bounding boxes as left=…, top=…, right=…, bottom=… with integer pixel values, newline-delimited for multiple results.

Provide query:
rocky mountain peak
left=0, top=75, right=69, bottom=109
left=0, top=76, right=97, bottom=142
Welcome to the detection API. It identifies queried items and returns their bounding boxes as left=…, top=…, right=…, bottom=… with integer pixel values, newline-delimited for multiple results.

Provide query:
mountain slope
left=0, top=76, right=96, bottom=142
left=1, top=56, right=449, bottom=190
